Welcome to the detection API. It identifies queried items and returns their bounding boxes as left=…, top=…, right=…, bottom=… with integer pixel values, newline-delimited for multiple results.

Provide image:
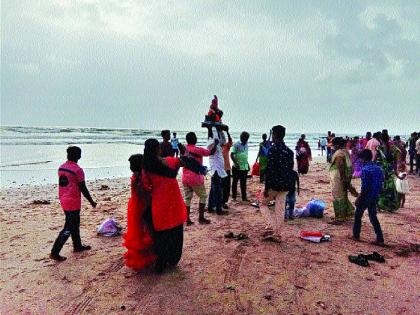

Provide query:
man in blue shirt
left=353, top=149, right=385, bottom=245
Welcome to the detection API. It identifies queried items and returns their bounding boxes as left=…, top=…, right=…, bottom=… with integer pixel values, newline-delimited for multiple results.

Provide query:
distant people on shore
left=171, top=132, right=180, bottom=157
left=160, top=130, right=174, bottom=158
left=263, top=125, right=294, bottom=241
left=376, top=133, right=400, bottom=212
left=256, top=132, right=272, bottom=183
left=350, top=136, right=363, bottom=178
left=329, top=137, right=355, bottom=223
left=366, top=132, right=381, bottom=161
left=295, top=134, right=312, bottom=175
left=320, top=137, right=327, bottom=156
left=352, top=149, right=385, bottom=246
left=231, top=131, right=250, bottom=202
left=221, top=128, right=233, bottom=209
left=50, top=146, right=97, bottom=262
left=408, top=132, right=418, bottom=175
left=326, top=131, right=333, bottom=163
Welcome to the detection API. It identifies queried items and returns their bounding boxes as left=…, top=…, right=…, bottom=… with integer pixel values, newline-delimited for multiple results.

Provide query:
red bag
left=251, top=162, right=260, bottom=176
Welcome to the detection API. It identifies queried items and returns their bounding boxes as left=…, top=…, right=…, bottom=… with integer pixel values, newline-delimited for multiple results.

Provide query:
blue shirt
left=360, top=162, right=384, bottom=201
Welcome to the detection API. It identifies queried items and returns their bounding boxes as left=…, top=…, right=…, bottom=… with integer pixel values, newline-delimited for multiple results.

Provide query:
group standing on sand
left=49, top=95, right=418, bottom=276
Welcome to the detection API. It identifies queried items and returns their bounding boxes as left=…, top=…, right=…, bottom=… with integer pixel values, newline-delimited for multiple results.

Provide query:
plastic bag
left=97, top=218, right=122, bottom=237
left=251, top=162, right=260, bottom=176
left=306, top=199, right=326, bottom=218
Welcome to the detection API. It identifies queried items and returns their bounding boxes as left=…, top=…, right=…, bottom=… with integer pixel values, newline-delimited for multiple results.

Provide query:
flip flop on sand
left=267, top=201, right=275, bottom=207
left=348, top=255, right=369, bottom=267
left=360, top=252, right=385, bottom=263
left=251, top=202, right=260, bottom=208
left=224, top=231, right=249, bottom=241
left=262, top=235, right=281, bottom=243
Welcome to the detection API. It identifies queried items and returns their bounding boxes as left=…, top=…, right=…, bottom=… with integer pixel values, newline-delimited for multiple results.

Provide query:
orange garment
left=123, top=175, right=156, bottom=271
left=143, top=157, right=187, bottom=231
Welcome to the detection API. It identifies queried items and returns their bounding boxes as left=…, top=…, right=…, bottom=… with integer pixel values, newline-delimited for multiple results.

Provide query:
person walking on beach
left=320, top=137, right=327, bottom=156
left=329, top=137, right=355, bottom=223
left=295, top=134, right=312, bottom=175
left=160, top=130, right=174, bottom=158
left=326, top=131, right=333, bottom=163
left=408, top=132, right=418, bottom=175
left=207, top=126, right=229, bottom=215
left=263, top=125, right=294, bottom=240
left=352, top=149, right=385, bottom=245
left=256, top=132, right=272, bottom=183
left=366, top=132, right=381, bottom=161
left=181, top=132, right=213, bottom=225
left=50, top=146, right=97, bottom=261
left=221, top=128, right=233, bottom=209
left=142, top=139, right=187, bottom=273
left=171, top=132, right=180, bottom=157
left=393, top=135, right=407, bottom=171
left=376, top=133, right=400, bottom=212
left=231, top=132, right=250, bottom=202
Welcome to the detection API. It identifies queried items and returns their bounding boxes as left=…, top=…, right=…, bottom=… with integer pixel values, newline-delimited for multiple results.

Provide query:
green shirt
left=232, top=142, right=249, bottom=170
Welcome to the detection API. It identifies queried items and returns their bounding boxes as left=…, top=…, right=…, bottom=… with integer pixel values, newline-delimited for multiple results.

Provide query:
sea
left=0, top=126, right=328, bottom=187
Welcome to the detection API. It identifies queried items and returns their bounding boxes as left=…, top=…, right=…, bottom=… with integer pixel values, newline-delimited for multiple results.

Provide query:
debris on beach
left=32, top=199, right=51, bottom=205
left=99, top=185, right=110, bottom=190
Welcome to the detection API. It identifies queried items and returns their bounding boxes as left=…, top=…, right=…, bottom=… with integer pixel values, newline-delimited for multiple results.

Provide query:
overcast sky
left=1, top=0, right=419, bottom=134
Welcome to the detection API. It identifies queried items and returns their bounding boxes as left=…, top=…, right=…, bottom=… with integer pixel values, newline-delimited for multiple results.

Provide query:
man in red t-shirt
left=50, top=146, right=97, bottom=262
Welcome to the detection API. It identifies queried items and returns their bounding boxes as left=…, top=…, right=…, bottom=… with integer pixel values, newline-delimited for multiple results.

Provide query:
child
left=50, top=146, right=97, bottom=262
left=207, top=95, right=223, bottom=124
left=123, top=154, right=156, bottom=271
left=396, top=171, right=409, bottom=208
left=171, top=132, right=180, bottom=157
left=285, top=170, right=299, bottom=221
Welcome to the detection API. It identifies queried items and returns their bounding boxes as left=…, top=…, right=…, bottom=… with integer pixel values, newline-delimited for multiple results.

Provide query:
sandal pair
left=224, top=231, right=248, bottom=240
left=348, top=255, right=369, bottom=267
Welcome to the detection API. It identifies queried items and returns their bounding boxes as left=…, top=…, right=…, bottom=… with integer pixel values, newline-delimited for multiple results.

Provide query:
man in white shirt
left=207, top=126, right=229, bottom=215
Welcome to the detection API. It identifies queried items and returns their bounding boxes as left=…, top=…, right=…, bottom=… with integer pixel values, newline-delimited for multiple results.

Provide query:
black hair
left=128, top=154, right=143, bottom=195
left=240, top=131, right=250, bottom=142
left=332, top=137, right=345, bottom=147
left=143, top=138, right=178, bottom=178
left=186, top=132, right=197, bottom=145
left=262, top=133, right=267, bottom=140
left=161, top=130, right=170, bottom=137
left=67, top=146, right=81, bottom=161
left=272, top=125, right=285, bottom=141
left=359, top=149, right=373, bottom=162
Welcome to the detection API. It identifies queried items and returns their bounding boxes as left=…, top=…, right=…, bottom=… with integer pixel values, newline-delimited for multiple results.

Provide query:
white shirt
left=207, top=127, right=227, bottom=178
left=416, top=138, right=420, bottom=155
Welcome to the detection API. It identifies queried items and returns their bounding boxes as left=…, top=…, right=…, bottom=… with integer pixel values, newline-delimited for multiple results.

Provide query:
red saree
left=123, top=175, right=156, bottom=271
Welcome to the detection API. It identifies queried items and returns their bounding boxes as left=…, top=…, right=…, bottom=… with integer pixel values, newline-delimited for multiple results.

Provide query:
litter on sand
left=97, top=218, right=122, bottom=237
left=300, top=231, right=331, bottom=243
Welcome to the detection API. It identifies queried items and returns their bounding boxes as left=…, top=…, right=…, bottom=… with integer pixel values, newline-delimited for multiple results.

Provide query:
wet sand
left=0, top=161, right=419, bottom=314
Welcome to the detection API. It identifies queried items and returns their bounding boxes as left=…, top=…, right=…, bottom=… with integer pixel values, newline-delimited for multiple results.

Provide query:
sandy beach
left=0, top=161, right=419, bottom=315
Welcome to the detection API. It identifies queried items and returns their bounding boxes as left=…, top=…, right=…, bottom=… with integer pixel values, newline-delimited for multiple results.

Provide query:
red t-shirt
left=143, top=157, right=187, bottom=231
left=58, top=161, right=85, bottom=211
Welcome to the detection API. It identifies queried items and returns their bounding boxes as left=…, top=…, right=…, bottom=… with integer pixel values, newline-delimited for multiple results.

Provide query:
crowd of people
left=49, top=96, right=420, bottom=276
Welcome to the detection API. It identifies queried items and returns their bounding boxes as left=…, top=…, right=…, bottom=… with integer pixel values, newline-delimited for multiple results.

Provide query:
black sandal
left=361, top=252, right=385, bottom=263
left=348, top=255, right=369, bottom=267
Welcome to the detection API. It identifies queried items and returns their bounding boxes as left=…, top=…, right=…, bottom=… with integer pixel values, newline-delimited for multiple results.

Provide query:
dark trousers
left=353, top=199, right=384, bottom=243
left=232, top=167, right=248, bottom=200
left=285, top=192, right=296, bottom=219
left=416, top=155, right=420, bottom=176
left=409, top=153, right=415, bottom=173
left=208, top=171, right=223, bottom=212
left=51, top=210, right=82, bottom=254
left=327, top=147, right=332, bottom=163
left=222, top=170, right=231, bottom=204
left=153, top=224, right=184, bottom=270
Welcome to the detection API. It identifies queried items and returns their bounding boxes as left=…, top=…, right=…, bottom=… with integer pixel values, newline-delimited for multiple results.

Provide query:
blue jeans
left=208, top=171, right=223, bottom=213
left=285, top=192, right=296, bottom=219
left=353, top=199, right=384, bottom=243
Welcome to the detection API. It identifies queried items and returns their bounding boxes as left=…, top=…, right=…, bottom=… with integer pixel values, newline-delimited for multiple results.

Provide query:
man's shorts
left=183, top=184, right=207, bottom=206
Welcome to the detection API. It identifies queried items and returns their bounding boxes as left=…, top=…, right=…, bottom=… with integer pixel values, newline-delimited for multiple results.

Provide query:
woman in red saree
left=142, top=139, right=187, bottom=274
left=295, top=134, right=312, bottom=175
left=123, top=154, right=156, bottom=271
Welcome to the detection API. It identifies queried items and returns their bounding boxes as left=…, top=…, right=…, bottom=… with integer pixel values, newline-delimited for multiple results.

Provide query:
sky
left=1, top=0, right=419, bottom=134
